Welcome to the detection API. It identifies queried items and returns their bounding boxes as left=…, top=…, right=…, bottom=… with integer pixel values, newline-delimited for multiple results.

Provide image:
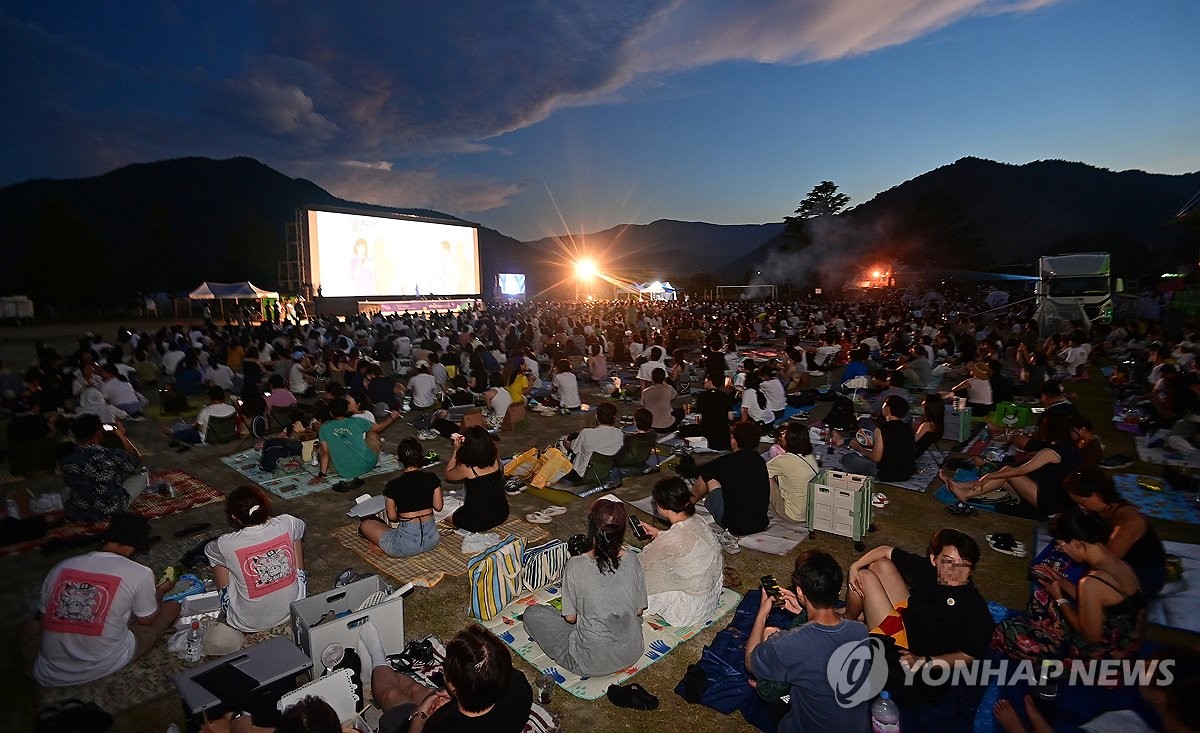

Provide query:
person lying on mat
left=443, top=426, right=509, bottom=532
left=523, top=498, right=647, bottom=676
left=746, top=550, right=871, bottom=733
left=206, top=485, right=306, bottom=632
left=308, top=397, right=378, bottom=491
left=844, top=529, right=993, bottom=673
left=940, top=412, right=1080, bottom=516
left=993, top=507, right=1143, bottom=663
left=359, top=438, right=444, bottom=558
left=1065, top=469, right=1166, bottom=599
left=636, top=477, right=723, bottom=627
left=26, top=512, right=181, bottom=687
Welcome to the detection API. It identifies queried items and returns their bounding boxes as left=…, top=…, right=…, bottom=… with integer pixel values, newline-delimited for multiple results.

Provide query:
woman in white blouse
left=637, top=477, right=724, bottom=626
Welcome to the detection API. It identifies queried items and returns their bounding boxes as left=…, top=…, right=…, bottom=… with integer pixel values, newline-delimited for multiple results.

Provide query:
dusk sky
left=2, top=0, right=1197, bottom=241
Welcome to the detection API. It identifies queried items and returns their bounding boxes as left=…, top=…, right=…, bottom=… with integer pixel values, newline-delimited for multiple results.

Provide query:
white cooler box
left=291, top=576, right=406, bottom=665
left=806, top=469, right=873, bottom=542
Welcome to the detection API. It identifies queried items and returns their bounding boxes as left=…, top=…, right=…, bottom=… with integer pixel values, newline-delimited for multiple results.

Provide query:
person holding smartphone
left=60, top=414, right=148, bottom=523
left=635, top=477, right=723, bottom=626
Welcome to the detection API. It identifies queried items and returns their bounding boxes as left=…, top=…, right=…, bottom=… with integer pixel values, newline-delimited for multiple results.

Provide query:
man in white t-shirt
left=637, top=346, right=668, bottom=385
left=406, top=362, right=438, bottom=409
left=564, top=402, right=625, bottom=478
left=167, top=386, right=237, bottom=445
left=28, top=513, right=180, bottom=686
left=549, top=359, right=581, bottom=409
left=203, top=360, right=236, bottom=391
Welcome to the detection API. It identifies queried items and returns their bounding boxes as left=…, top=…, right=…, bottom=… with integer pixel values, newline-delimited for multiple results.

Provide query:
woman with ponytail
left=205, top=484, right=307, bottom=632
left=522, top=499, right=647, bottom=676
left=637, top=477, right=723, bottom=626
left=740, top=373, right=774, bottom=429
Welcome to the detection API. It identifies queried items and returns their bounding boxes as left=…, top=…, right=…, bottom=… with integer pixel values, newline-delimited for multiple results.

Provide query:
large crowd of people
left=4, top=287, right=1194, bottom=732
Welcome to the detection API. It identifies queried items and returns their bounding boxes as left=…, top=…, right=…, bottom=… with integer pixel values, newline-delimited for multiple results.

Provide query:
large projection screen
left=308, top=209, right=480, bottom=297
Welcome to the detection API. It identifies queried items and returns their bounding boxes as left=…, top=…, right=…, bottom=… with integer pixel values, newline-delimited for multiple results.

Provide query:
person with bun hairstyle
left=636, top=477, right=723, bottom=626
left=358, top=438, right=444, bottom=558
left=1066, top=468, right=1166, bottom=599
left=205, top=485, right=307, bottom=632
left=443, top=426, right=509, bottom=532
left=522, top=499, right=647, bottom=676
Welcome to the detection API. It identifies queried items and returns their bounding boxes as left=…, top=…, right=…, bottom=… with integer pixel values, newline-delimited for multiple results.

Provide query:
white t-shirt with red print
left=35, top=551, right=158, bottom=686
left=205, top=514, right=306, bottom=632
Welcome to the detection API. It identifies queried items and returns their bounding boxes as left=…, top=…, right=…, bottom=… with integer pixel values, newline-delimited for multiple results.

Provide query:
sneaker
left=715, top=528, right=742, bottom=554
left=1099, top=455, right=1135, bottom=470
left=416, top=429, right=440, bottom=441
left=504, top=477, right=526, bottom=495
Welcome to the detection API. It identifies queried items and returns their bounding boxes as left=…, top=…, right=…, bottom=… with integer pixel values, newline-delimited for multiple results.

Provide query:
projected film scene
left=308, top=209, right=480, bottom=297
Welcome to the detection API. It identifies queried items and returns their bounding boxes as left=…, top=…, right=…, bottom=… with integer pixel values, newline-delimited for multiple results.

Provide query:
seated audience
left=561, top=401, right=624, bottom=482
left=164, top=385, right=237, bottom=445
left=523, top=499, right=647, bottom=676
left=640, top=367, right=680, bottom=433
left=61, top=414, right=148, bottom=523
left=205, top=485, right=306, bottom=633
left=913, top=392, right=945, bottom=457
left=692, top=420, right=770, bottom=537
left=746, top=550, right=871, bottom=732
left=846, top=529, right=994, bottom=670
left=99, top=362, right=148, bottom=416
left=766, top=422, right=819, bottom=523
left=443, top=426, right=509, bottom=532
left=359, top=438, right=444, bottom=558
left=951, top=361, right=994, bottom=416
left=309, top=398, right=378, bottom=491
left=994, top=507, right=1143, bottom=662
left=28, top=513, right=181, bottom=686
left=1066, top=469, right=1166, bottom=599
left=836, top=395, right=916, bottom=482
left=678, top=372, right=734, bottom=451
left=636, top=477, right=723, bottom=626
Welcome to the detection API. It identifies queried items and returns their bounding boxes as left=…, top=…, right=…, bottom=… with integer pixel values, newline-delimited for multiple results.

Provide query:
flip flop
left=987, top=533, right=1028, bottom=557
left=871, top=492, right=889, bottom=509
left=525, top=511, right=552, bottom=524
left=174, top=522, right=210, bottom=538
left=335, top=567, right=356, bottom=587
left=541, top=506, right=568, bottom=517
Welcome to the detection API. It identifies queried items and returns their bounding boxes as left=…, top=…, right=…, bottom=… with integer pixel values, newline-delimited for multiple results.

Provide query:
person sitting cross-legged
left=308, top=397, right=379, bottom=492
left=691, top=420, right=771, bottom=538
left=358, top=438, right=444, bottom=557
left=60, top=414, right=148, bottom=523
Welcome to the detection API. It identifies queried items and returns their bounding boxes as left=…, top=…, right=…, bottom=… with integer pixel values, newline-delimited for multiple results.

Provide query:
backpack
left=824, top=394, right=856, bottom=431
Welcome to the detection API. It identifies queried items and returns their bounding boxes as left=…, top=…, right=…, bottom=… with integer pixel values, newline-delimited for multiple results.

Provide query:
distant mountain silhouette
left=727, top=158, right=1200, bottom=285
left=1, top=155, right=1195, bottom=308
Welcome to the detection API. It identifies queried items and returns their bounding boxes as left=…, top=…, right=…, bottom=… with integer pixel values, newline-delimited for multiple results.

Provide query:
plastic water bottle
left=871, top=691, right=900, bottom=733
left=183, top=620, right=205, bottom=662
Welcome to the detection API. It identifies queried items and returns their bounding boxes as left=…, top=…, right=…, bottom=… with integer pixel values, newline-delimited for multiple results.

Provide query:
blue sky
left=2, top=0, right=1197, bottom=241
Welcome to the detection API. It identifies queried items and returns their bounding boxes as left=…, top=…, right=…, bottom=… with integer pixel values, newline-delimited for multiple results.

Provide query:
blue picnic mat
left=219, top=448, right=401, bottom=499
left=1113, top=474, right=1200, bottom=525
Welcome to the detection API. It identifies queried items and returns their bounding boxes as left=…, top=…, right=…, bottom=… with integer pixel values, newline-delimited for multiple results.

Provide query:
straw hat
left=971, top=362, right=993, bottom=380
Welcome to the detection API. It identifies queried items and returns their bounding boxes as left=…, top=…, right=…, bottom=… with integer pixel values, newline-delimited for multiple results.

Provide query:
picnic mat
left=34, top=534, right=294, bottom=716
left=485, top=584, right=740, bottom=700
left=331, top=517, right=550, bottom=588
left=220, top=448, right=401, bottom=499
left=628, top=495, right=810, bottom=555
left=1033, top=527, right=1200, bottom=634
left=932, top=481, right=1045, bottom=520
left=1112, top=474, right=1200, bottom=525
left=1134, top=435, right=1200, bottom=469
left=524, top=485, right=583, bottom=506
left=0, top=470, right=225, bottom=558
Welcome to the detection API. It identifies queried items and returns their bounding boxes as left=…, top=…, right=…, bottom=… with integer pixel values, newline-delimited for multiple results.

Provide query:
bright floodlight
left=575, top=259, right=597, bottom=279
left=872, top=270, right=882, bottom=278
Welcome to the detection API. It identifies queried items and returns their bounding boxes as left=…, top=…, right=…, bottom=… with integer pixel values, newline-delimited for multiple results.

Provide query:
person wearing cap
left=950, top=361, right=994, bottom=416
left=25, top=512, right=181, bottom=686
left=60, top=413, right=148, bottom=523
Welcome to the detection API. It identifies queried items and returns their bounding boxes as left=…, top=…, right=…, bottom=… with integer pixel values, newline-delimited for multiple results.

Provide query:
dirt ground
left=1, top=320, right=1195, bottom=733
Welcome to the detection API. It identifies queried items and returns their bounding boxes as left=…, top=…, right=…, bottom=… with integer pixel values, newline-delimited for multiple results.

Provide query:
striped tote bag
left=468, top=534, right=526, bottom=621
left=518, top=539, right=570, bottom=593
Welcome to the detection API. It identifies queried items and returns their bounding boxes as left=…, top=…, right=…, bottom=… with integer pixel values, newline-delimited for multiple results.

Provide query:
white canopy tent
left=187, top=281, right=279, bottom=321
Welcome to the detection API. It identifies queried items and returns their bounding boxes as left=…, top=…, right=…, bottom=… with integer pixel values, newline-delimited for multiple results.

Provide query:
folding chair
left=613, top=431, right=661, bottom=479
left=204, top=413, right=239, bottom=445
left=581, top=451, right=620, bottom=489
left=237, top=414, right=269, bottom=450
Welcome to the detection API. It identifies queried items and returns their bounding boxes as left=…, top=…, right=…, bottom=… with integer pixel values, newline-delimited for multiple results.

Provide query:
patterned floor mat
left=331, top=517, right=550, bottom=588
left=0, top=470, right=225, bottom=557
left=485, top=584, right=740, bottom=700
left=220, top=448, right=401, bottom=499
left=1112, top=474, right=1200, bottom=525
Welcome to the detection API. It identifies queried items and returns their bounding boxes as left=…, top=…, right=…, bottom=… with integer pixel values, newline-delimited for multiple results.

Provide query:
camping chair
left=237, top=414, right=269, bottom=450
left=808, top=351, right=839, bottom=392
left=581, top=451, right=620, bottom=489
left=267, top=407, right=291, bottom=433
left=204, top=413, right=239, bottom=445
left=613, top=431, right=662, bottom=478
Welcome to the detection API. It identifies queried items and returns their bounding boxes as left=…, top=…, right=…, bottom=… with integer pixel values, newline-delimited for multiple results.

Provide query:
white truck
left=1034, top=253, right=1117, bottom=335
left=0, top=295, right=34, bottom=324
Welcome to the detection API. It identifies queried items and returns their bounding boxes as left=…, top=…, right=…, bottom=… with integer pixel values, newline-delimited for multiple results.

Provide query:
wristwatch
left=1054, top=597, right=1069, bottom=607
left=408, top=710, right=429, bottom=722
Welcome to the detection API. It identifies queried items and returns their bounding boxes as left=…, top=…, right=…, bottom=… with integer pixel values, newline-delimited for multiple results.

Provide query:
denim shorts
left=378, top=516, right=439, bottom=557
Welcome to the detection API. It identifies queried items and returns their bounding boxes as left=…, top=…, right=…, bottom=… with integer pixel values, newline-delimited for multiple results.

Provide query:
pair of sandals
left=986, top=533, right=1029, bottom=557
left=332, top=477, right=366, bottom=493
left=524, top=506, right=568, bottom=524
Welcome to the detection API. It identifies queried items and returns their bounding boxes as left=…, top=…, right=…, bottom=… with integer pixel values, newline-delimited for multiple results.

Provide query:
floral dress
left=992, top=571, right=1144, bottom=663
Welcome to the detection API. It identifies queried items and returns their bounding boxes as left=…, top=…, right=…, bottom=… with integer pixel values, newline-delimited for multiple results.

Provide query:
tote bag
left=468, top=534, right=526, bottom=621
left=518, top=539, right=570, bottom=593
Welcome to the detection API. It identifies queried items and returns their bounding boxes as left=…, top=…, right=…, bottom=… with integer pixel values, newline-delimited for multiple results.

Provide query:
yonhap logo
left=826, top=637, right=888, bottom=708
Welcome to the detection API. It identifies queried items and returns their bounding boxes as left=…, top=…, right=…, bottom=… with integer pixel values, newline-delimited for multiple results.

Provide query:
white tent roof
left=188, top=281, right=279, bottom=300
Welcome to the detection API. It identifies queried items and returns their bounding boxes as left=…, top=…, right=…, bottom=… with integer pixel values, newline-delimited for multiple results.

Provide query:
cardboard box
left=290, top=576, right=405, bottom=665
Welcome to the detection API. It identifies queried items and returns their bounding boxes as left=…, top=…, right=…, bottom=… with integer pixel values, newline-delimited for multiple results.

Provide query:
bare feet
left=993, top=699, right=1028, bottom=733
left=1022, top=695, right=1053, bottom=733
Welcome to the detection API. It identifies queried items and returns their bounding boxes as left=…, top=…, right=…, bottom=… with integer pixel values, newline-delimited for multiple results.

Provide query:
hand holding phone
left=628, top=516, right=650, bottom=541
left=760, top=575, right=784, bottom=607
